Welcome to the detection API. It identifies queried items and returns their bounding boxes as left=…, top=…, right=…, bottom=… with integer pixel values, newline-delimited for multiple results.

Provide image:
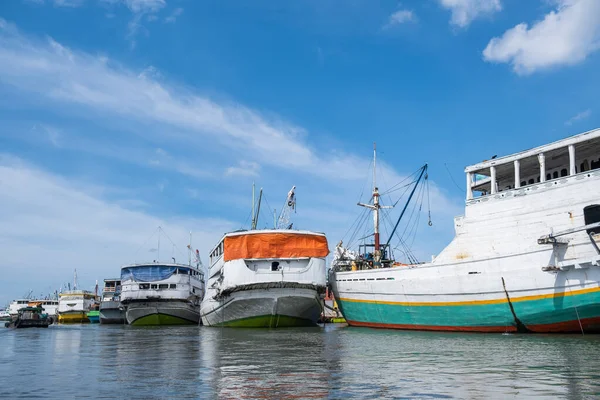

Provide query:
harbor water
left=2, top=324, right=600, bottom=399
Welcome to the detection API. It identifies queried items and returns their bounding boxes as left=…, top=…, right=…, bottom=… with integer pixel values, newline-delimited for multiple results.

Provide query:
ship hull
left=125, top=301, right=199, bottom=326
left=99, top=301, right=125, bottom=324
left=332, top=258, right=600, bottom=334
left=58, top=312, right=90, bottom=324
left=201, top=287, right=322, bottom=328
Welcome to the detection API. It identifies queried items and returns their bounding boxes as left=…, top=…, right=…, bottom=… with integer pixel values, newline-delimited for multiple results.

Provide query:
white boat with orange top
left=201, top=186, right=330, bottom=327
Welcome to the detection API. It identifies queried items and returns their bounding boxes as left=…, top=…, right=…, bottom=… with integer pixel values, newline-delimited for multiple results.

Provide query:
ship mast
left=358, top=143, right=390, bottom=259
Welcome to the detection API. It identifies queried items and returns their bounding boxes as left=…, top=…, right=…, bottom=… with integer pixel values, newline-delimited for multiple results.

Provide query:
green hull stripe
left=215, top=314, right=317, bottom=328
left=337, top=289, right=600, bottom=328
left=130, top=313, right=196, bottom=326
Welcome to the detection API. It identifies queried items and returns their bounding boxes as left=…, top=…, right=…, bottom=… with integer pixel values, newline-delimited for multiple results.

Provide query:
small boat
left=99, top=279, right=125, bottom=324
left=87, top=304, right=100, bottom=323
left=201, top=186, right=330, bottom=328
left=28, top=300, right=59, bottom=324
left=0, top=308, right=11, bottom=322
left=5, top=306, right=51, bottom=328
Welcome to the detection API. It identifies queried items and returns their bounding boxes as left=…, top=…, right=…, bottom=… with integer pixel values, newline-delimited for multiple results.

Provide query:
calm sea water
left=2, top=324, right=600, bottom=399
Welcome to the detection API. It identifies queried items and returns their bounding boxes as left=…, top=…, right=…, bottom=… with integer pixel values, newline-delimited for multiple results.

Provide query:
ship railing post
left=466, top=172, right=473, bottom=200
left=490, top=166, right=497, bottom=194
left=569, top=145, right=576, bottom=176
left=539, top=153, right=546, bottom=183
left=514, top=160, right=520, bottom=188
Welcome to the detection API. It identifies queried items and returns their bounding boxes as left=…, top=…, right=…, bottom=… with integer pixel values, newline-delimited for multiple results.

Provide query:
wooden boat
left=5, top=306, right=51, bottom=328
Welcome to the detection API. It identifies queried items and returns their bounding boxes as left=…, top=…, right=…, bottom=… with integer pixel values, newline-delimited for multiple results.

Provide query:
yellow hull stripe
left=339, top=285, right=600, bottom=307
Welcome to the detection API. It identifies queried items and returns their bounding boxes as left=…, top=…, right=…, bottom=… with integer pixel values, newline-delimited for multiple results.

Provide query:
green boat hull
left=215, top=314, right=317, bottom=328
left=130, top=313, right=196, bottom=326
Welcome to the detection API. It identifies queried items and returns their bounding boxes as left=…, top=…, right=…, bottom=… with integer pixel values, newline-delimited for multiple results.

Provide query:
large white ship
left=120, top=262, right=204, bottom=326
left=331, top=128, right=600, bottom=333
left=201, top=187, right=330, bottom=327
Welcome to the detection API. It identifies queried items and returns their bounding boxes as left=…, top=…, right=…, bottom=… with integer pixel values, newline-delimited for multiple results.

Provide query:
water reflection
left=1, top=324, right=600, bottom=399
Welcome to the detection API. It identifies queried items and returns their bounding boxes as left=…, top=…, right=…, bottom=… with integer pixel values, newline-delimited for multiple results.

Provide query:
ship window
left=150, top=284, right=158, bottom=289
left=536, top=176, right=540, bottom=182
left=521, top=181, right=526, bottom=187
left=169, top=284, right=176, bottom=289
left=561, top=168, right=568, bottom=177
left=139, top=283, right=150, bottom=290
left=592, top=159, right=600, bottom=170
left=584, top=205, right=600, bottom=235
left=528, top=179, right=534, bottom=184
left=546, top=173, right=551, bottom=181
left=553, top=171, right=559, bottom=179
left=271, top=261, right=280, bottom=271
left=158, top=284, right=168, bottom=289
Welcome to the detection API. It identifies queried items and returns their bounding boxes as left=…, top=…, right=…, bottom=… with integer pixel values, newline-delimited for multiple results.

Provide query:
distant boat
left=120, top=227, right=205, bottom=326
left=87, top=304, right=100, bottom=323
left=0, top=308, right=11, bottom=322
left=99, top=279, right=125, bottom=324
left=28, top=300, right=59, bottom=324
left=201, top=186, right=330, bottom=328
left=332, top=129, right=600, bottom=333
left=120, top=263, right=204, bottom=325
left=58, top=290, right=96, bottom=323
left=5, top=306, right=51, bottom=328
left=7, top=299, right=31, bottom=318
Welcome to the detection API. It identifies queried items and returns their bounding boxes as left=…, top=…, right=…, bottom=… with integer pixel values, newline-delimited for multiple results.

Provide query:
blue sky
left=0, top=0, right=599, bottom=305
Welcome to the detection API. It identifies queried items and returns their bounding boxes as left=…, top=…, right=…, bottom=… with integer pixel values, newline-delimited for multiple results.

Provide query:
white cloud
left=0, top=155, right=236, bottom=305
left=225, top=160, right=261, bottom=177
left=0, top=20, right=375, bottom=182
left=439, top=0, right=502, bottom=28
left=123, top=0, right=165, bottom=13
left=483, top=0, right=600, bottom=75
left=383, top=9, right=417, bottom=29
left=565, top=109, right=592, bottom=126
left=52, top=0, right=84, bottom=6
left=165, top=7, right=183, bottom=24
left=0, top=20, right=464, bottom=298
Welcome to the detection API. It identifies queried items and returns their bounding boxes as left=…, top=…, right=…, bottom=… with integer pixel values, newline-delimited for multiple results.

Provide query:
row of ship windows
left=137, top=283, right=177, bottom=290
left=336, top=277, right=395, bottom=282
left=503, top=160, right=600, bottom=191
left=210, top=242, right=224, bottom=262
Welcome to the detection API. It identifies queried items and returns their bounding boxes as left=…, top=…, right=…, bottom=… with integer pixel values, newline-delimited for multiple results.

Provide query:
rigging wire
left=444, top=163, right=465, bottom=195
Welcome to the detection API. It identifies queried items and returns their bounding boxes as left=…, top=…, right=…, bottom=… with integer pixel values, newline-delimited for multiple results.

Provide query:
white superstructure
left=332, top=128, right=600, bottom=333
left=201, top=229, right=329, bottom=327
left=120, top=263, right=204, bottom=325
left=57, top=290, right=97, bottom=323
left=8, top=299, right=30, bottom=316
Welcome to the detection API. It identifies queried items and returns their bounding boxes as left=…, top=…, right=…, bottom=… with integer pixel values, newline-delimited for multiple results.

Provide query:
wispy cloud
left=165, top=7, right=183, bottom=23
left=565, top=109, right=592, bottom=126
left=225, top=160, right=261, bottom=177
left=0, top=154, right=236, bottom=305
left=483, top=0, right=600, bottom=75
left=383, top=9, right=417, bottom=29
left=439, top=0, right=502, bottom=28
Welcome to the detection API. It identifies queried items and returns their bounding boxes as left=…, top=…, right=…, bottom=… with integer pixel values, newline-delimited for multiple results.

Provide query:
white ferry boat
left=331, top=128, right=600, bottom=333
left=58, top=290, right=97, bottom=323
left=99, top=279, right=125, bottom=324
left=201, top=187, right=330, bottom=327
left=7, top=299, right=31, bottom=317
left=120, top=262, right=205, bottom=325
